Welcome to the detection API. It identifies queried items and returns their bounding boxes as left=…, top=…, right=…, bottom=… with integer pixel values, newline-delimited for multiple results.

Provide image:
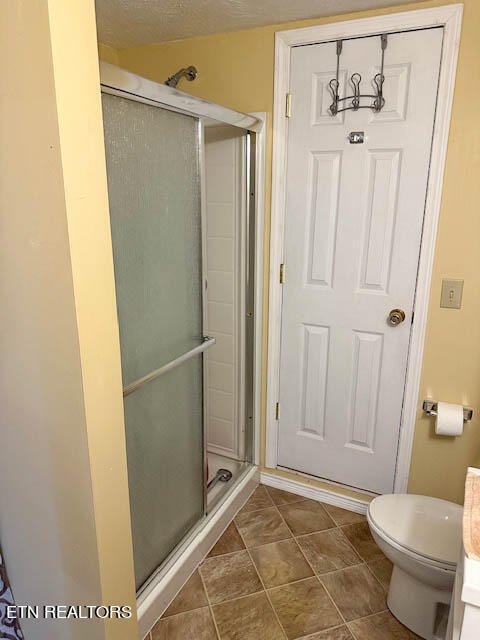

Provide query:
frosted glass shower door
left=101, top=92, right=207, bottom=590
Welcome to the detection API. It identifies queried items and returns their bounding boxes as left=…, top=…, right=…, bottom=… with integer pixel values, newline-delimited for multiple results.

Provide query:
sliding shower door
left=101, top=93, right=207, bottom=590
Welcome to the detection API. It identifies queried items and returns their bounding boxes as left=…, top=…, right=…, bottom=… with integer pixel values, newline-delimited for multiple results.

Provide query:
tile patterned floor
left=149, top=485, right=421, bottom=640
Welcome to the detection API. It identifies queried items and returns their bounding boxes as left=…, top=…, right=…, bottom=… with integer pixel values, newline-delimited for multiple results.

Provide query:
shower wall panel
left=204, top=126, right=245, bottom=460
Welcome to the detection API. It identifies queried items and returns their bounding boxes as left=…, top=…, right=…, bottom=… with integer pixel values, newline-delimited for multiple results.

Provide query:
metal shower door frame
left=99, top=62, right=262, bottom=592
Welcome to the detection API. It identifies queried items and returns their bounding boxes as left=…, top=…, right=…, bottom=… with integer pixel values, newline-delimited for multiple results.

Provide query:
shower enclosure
left=100, top=64, right=261, bottom=598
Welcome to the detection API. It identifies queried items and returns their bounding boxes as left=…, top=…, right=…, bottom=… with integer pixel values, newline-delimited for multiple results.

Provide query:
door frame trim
left=266, top=4, right=463, bottom=493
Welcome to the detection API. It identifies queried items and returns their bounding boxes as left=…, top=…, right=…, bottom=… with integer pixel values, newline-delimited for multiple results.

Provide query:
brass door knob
left=388, top=309, right=406, bottom=326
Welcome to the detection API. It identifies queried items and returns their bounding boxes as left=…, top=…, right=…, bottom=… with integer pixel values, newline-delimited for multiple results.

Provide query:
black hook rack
left=329, top=34, right=387, bottom=116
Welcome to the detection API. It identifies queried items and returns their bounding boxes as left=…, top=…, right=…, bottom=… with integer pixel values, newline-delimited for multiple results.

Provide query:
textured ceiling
left=95, top=0, right=422, bottom=48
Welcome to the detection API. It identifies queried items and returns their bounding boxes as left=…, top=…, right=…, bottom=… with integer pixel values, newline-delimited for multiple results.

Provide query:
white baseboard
left=260, top=471, right=369, bottom=515
left=137, top=466, right=259, bottom=639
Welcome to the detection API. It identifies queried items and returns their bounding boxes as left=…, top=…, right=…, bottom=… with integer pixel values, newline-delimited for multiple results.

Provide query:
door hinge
left=285, top=93, right=292, bottom=118
left=275, top=402, right=280, bottom=420
left=280, top=263, right=285, bottom=284
left=411, top=310, right=415, bottom=324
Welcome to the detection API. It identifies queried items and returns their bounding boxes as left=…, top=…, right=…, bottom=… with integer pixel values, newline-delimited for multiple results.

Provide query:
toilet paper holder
left=423, top=400, right=473, bottom=422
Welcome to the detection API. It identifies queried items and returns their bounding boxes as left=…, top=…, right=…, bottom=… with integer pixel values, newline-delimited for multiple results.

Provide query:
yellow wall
left=102, top=0, right=480, bottom=505
left=49, top=3, right=137, bottom=637
left=99, top=43, right=120, bottom=65
left=1, top=2, right=136, bottom=638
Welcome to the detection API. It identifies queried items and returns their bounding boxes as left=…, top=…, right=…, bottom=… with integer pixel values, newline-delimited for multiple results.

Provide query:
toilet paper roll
left=435, top=402, right=464, bottom=436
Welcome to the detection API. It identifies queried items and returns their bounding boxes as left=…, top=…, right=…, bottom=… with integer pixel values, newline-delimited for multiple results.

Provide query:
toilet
left=367, top=494, right=463, bottom=640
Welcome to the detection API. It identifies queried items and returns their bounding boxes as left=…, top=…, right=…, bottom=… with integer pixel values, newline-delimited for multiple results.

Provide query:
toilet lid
left=368, top=494, right=463, bottom=565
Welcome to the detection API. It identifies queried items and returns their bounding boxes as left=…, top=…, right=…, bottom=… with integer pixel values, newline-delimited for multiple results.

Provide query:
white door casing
left=276, top=27, right=445, bottom=494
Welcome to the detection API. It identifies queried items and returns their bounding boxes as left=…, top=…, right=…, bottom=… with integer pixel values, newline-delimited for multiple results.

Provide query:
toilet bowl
left=367, top=494, right=462, bottom=640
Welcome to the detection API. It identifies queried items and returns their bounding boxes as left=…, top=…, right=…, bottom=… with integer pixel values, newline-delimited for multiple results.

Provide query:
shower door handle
left=123, top=336, right=216, bottom=397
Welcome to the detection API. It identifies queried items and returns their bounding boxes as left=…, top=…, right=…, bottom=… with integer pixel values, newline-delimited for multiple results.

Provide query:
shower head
left=165, top=66, right=198, bottom=88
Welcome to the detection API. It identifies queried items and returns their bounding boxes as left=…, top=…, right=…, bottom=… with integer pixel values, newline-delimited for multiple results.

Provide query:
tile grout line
left=295, top=529, right=364, bottom=571
left=164, top=484, right=387, bottom=640
left=233, top=485, right=275, bottom=516
left=264, top=499, right=353, bottom=635
left=315, top=555, right=389, bottom=629
left=345, top=606, right=391, bottom=640
left=238, top=490, right=313, bottom=516
left=308, top=529, right=390, bottom=637
left=200, top=549, right=264, bottom=606
left=237, top=501, right=274, bottom=515
left=195, top=583, right=265, bottom=607
left=300, top=625, right=352, bottom=640
left=273, top=504, right=349, bottom=630
left=347, top=622, right=361, bottom=640
left=275, top=492, right=396, bottom=640
left=207, top=483, right=287, bottom=637
left=329, top=525, right=369, bottom=563
left=363, top=558, right=391, bottom=594
left=158, top=491, right=320, bottom=635
left=264, top=485, right=311, bottom=506
left=197, top=565, right=223, bottom=640
left=157, top=502, right=256, bottom=628
left=153, top=596, right=226, bottom=625
left=317, top=517, right=389, bottom=584
left=259, top=487, right=393, bottom=637
left=332, top=521, right=391, bottom=594
left=198, top=491, right=263, bottom=639
left=347, top=607, right=389, bottom=624
left=233, top=510, right=290, bottom=640
left=294, top=532, right=388, bottom=640
left=245, top=549, right=290, bottom=640
left=268, top=492, right=390, bottom=636
left=308, top=560, right=370, bottom=579
left=336, top=523, right=380, bottom=564
left=235, top=506, right=365, bottom=577
left=228, top=534, right=369, bottom=580
left=203, top=545, right=250, bottom=562
left=155, top=565, right=382, bottom=639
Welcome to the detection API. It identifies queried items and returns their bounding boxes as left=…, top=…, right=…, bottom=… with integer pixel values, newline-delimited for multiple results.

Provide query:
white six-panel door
left=277, top=28, right=443, bottom=493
